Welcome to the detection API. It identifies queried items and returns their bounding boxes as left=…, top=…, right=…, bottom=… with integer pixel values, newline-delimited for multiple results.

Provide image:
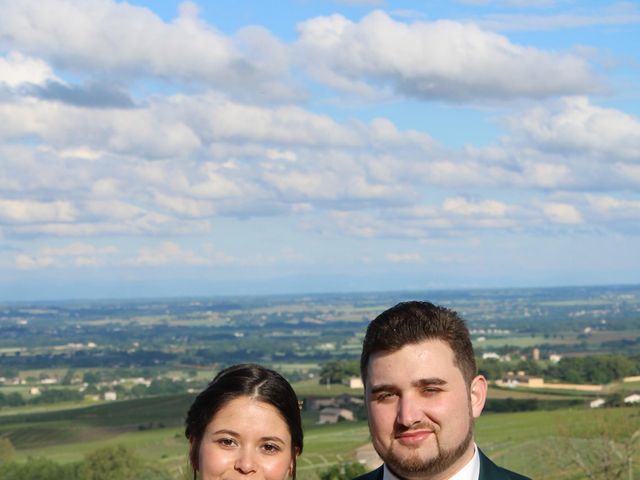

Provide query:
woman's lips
left=395, top=430, right=433, bottom=446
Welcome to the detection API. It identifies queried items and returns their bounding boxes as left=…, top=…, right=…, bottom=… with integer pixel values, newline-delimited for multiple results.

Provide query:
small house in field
left=104, top=391, right=117, bottom=401
left=344, top=376, right=364, bottom=389
left=624, top=393, right=640, bottom=404
left=318, top=407, right=355, bottom=424
left=305, top=396, right=337, bottom=411
left=590, top=398, right=606, bottom=408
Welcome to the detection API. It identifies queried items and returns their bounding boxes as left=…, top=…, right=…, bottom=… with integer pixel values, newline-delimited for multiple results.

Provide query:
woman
left=185, top=363, right=303, bottom=480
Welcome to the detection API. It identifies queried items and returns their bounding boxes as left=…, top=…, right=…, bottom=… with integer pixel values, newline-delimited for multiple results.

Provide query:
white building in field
left=345, top=376, right=363, bottom=389
left=624, top=393, right=640, bottom=404
left=549, top=354, right=562, bottom=364
left=590, top=398, right=606, bottom=408
left=318, top=407, right=355, bottom=424
left=104, top=391, right=117, bottom=401
left=482, top=352, right=500, bottom=360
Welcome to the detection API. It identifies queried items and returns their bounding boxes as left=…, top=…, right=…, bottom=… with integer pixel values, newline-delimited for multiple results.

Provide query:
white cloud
left=442, top=196, right=508, bottom=216
left=585, top=195, right=640, bottom=220
left=13, top=242, right=118, bottom=270
left=85, top=200, right=146, bottom=221
left=542, top=202, right=583, bottom=224
left=295, top=10, right=597, bottom=101
left=15, top=254, right=55, bottom=270
left=0, top=0, right=291, bottom=97
left=1, top=72, right=638, bottom=247
left=128, top=241, right=211, bottom=267
left=386, top=252, right=424, bottom=263
left=473, top=3, right=640, bottom=32
left=0, top=99, right=202, bottom=158
left=153, top=193, right=217, bottom=218
left=0, top=199, right=76, bottom=223
left=40, top=242, right=118, bottom=257
left=0, top=51, right=58, bottom=88
left=508, top=97, right=640, bottom=161
left=614, top=163, right=640, bottom=184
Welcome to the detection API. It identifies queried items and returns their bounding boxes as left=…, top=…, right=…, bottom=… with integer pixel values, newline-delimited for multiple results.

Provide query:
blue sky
left=1, top=0, right=639, bottom=301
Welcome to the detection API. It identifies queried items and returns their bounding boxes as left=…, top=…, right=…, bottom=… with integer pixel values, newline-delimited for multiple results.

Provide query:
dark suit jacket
left=352, top=449, right=531, bottom=480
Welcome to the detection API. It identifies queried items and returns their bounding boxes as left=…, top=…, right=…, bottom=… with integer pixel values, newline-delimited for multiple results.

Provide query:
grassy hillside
left=1, top=394, right=637, bottom=480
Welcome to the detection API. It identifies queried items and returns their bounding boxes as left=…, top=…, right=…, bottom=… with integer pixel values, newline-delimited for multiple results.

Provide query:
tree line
left=478, top=353, right=640, bottom=384
left=0, top=443, right=173, bottom=480
left=320, top=354, right=640, bottom=386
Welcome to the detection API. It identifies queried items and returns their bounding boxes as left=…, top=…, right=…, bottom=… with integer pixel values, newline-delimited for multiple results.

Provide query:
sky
left=0, top=0, right=639, bottom=301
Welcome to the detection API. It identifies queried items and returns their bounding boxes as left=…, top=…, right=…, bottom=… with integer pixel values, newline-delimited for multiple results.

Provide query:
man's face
left=366, top=339, right=486, bottom=480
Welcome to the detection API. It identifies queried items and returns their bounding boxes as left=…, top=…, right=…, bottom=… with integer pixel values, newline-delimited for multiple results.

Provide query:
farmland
left=0, top=392, right=637, bottom=479
left=1, top=284, right=639, bottom=479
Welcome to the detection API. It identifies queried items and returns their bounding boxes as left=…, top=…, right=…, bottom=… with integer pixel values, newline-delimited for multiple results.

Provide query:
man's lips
left=395, top=430, right=434, bottom=446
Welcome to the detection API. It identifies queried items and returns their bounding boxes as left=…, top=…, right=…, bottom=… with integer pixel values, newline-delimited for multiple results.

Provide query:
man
left=355, top=301, right=530, bottom=480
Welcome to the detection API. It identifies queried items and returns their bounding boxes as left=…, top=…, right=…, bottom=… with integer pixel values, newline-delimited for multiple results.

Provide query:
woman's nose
left=234, top=449, right=257, bottom=475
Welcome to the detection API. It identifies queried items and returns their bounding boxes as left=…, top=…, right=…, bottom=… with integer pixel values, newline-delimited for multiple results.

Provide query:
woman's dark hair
left=185, top=363, right=303, bottom=478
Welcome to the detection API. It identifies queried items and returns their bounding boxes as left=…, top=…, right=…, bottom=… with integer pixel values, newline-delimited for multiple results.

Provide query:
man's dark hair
left=185, top=363, right=303, bottom=478
left=360, top=301, right=477, bottom=386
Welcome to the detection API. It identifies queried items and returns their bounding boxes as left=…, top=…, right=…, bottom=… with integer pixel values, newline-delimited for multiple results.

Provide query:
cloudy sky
left=1, top=0, right=639, bottom=301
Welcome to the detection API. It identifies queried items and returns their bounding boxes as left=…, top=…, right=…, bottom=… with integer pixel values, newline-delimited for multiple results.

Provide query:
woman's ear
left=188, top=436, right=199, bottom=474
left=289, top=447, right=300, bottom=478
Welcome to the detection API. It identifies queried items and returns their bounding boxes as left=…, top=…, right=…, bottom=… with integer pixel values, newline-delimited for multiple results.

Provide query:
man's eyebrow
left=412, top=377, right=447, bottom=387
left=369, top=384, right=399, bottom=395
left=369, top=378, right=448, bottom=394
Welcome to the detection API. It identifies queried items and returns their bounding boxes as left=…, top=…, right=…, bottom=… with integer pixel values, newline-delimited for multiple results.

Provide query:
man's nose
left=396, top=394, right=422, bottom=427
left=234, top=448, right=257, bottom=475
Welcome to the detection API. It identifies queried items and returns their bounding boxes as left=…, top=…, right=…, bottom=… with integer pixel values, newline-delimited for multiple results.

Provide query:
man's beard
left=379, top=419, right=474, bottom=479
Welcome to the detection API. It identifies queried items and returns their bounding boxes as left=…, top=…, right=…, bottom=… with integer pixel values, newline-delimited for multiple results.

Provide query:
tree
left=319, top=461, right=368, bottom=480
left=0, top=457, right=78, bottom=480
left=83, top=371, right=101, bottom=384
left=75, top=445, right=172, bottom=480
left=319, top=360, right=360, bottom=385
left=552, top=410, right=640, bottom=480
left=0, top=437, right=16, bottom=464
left=61, top=369, right=75, bottom=385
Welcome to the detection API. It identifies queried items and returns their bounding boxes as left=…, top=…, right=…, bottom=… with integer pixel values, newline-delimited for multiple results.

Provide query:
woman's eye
left=261, top=443, right=281, bottom=454
left=216, top=438, right=236, bottom=447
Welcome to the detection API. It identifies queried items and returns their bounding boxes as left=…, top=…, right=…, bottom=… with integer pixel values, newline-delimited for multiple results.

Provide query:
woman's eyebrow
left=260, top=436, right=286, bottom=444
left=210, top=429, right=240, bottom=436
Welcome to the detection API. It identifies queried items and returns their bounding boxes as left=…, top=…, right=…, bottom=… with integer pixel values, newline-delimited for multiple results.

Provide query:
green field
left=475, top=328, right=640, bottom=349
left=293, top=378, right=364, bottom=397
left=1, top=392, right=638, bottom=480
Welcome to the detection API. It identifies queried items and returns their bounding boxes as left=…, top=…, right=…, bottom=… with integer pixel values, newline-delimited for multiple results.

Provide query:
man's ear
left=469, top=375, right=488, bottom=418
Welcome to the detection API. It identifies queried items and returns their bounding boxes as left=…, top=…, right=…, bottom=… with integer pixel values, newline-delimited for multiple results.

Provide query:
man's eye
left=375, top=392, right=395, bottom=401
left=422, top=387, right=441, bottom=395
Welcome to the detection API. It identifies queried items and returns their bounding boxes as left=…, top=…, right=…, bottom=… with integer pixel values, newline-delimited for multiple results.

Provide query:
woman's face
left=197, top=396, right=296, bottom=480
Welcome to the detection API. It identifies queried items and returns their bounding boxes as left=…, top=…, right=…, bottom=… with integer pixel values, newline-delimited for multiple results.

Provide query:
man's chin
left=386, top=451, right=441, bottom=478
left=381, top=428, right=473, bottom=478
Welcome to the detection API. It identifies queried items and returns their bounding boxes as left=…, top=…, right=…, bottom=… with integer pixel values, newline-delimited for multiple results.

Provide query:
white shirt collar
left=382, top=443, right=480, bottom=480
